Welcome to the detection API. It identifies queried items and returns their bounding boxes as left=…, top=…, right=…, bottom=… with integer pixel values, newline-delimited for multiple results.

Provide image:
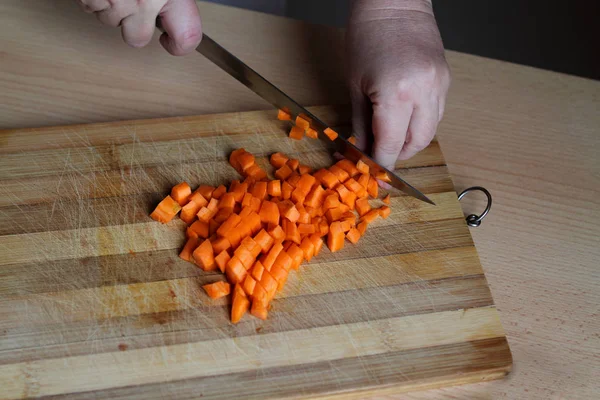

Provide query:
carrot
left=245, top=164, right=267, bottom=180
left=249, top=197, right=262, bottom=214
left=150, top=195, right=181, bottom=223
left=259, top=270, right=278, bottom=301
left=275, top=164, right=293, bottom=180
left=251, top=302, right=269, bottom=320
left=212, top=237, right=231, bottom=255
left=382, top=194, right=391, bottom=204
left=291, top=188, right=306, bottom=204
left=357, top=173, right=370, bottom=190
left=323, top=194, right=341, bottom=210
left=375, top=170, right=391, bottom=183
left=217, top=213, right=241, bottom=238
left=171, top=182, right=192, bottom=206
left=355, top=198, right=371, bottom=217
left=298, top=223, right=316, bottom=235
left=186, top=226, right=199, bottom=240
left=270, top=152, right=289, bottom=168
left=262, top=240, right=284, bottom=270
left=346, top=228, right=361, bottom=244
left=283, top=219, right=302, bottom=244
left=197, top=206, right=217, bottom=223
left=329, top=165, right=350, bottom=183
left=196, top=185, right=215, bottom=200
left=298, top=164, right=312, bottom=175
left=229, top=148, right=246, bottom=172
left=252, top=284, right=268, bottom=308
left=289, top=126, right=304, bottom=140
left=361, top=209, right=380, bottom=224
left=238, top=152, right=256, bottom=172
left=327, top=221, right=345, bottom=252
left=242, top=275, right=257, bottom=297
left=225, top=256, right=247, bottom=284
left=273, top=250, right=293, bottom=272
left=215, top=250, right=231, bottom=273
left=251, top=181, right=268, bottom=200
left=268, top=224, right=285, bottom=241
left=340, top=219, right=353, bottom=233
left=189, top=220, right=209, bottom=239
left=357, top=220, right=368, bottom=236
left=251, top=260, right=265, bottom=282
left=254, top=229, right=274, bottom=253
left=269, top=264, right=289, bottom=289
left=207, top=197, right=219, bottom=211
left=212, top=185, right=227, bottom=200
left=241, top=192, right=252, bottom=207
left=313, top=169, right=339, bottom=189
left=259, top=200, right=280, bottom=226
left=295, top=115, right=310, bottom=130
left=231, top=284, right=250, bottom=324
left=325, top=206, right=345, bottom=223
left=296, top=203, right=311, bottom=224
left=278, top=200, right=300, bottom=222
left=179, top=237, right=200, bottom=262
left=281, top=181, right=293, bottom=200
left=309, top=233, right=324, bottom=256
left=323, top=127, right=338, bottom=141
left=267, top=180, right=281, bottom=197
left=213, top=207, right=234, bottom=223
left=296, top=174, right=315, bottom=193
left=367, top=176, right=379, bottom=198
left=348, top=136, right=357, bottom=145
left=203, top=281, right=231, bottom=299
left=335, top=159, right=360, bottom=177
left=344, top=178, right=367, bottom=198
left=300, top=237, right=315, bottom=261
left=378, top=205, right=391, bottom=219
left=277, top=109, right=291, bottom=121
left=335, top=184, right=357, bottom=209
left=356, top=160, right=369, bottom=175
left=192, top=239, right=216, bottom=271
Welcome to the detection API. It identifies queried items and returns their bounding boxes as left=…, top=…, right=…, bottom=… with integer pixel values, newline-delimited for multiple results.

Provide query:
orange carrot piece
left=275, top=164, right=293, bottom=180
left=325, top=207, right=345, bottom=223
left=277, top=109, right=292, bottom=121
left=212, top=185, right=227, bottom=200
left=189, top=220, right=210, bottom=239
left=268, top=225, right=285, bottom=241
left=367, top=176, right=379, bottom=198
left=234, top=248, right=255, bottom=271
left=357, top=173, right=370, bottom=190
left=309, top=233, right=324, bottom=256
left=327, top=221, right=345, bottom=252
left=192, top=239, right=216, bottom=271
left=378, top=205, right=391, bottom=219
left=291, top=187, right=306, bottom=204
left=287, top=159, right=300, bottom=172
left=262, top=240, right=284, bottom=270
left=296, top=174, right=316, bottom=193
left=186, top=226, right=199, bottom=240
left=287, top=244, right=305, bottom=270
left=279, top=200, right=300, bottom=222
left=287, top=173, right=301, bottom=187
left=245, top=164, right=267, bottom=180
left=382, top=194, right=391, bottom=204
left=270, top=152, right=289, bottom=168
left=324, top=127, right=338, bottom=141
left=238, top=152, right=256, bottom=172
left=289, top=126, right=304, bottom=140
left=252, top=284, right=269, bottom=307
left=196, top=185, right=215, bottom=200
left=179, top=237, right=200, bottom=262
left=241, top=192, right=252, bottom=207
left=259, top=270, right=278, bottom=300
left=281, top=181, right=293, bottom=200
left=361, top=209, right=380, bottom=224
left=295, top=203, right=311, bottom=224
left=269, top=264, right=289, bottom=291
left=313, top=169, right=339, bottom=189
left=215, top=250, right=231, bottom=273
left=306, top=128, right=318, bottom=139
left=295, top=115, right=310, bottom=130
left=283, top=219, right=302, bottom=244
left=213, top=207, right=234, bottom=224
left=251, top=181, right=268, bottom=200
left=218, top=193, right=236, bottom=209
left=300, top=237, right=315, bottom=261
left=231, top=181, right=248, bottom=202
left=298, top=223, right=316, bottom=235
left=318, top=218, right=329, bottom=236
left=207, top=197, right=219, bottom=212
left=217, top=213, right=241, bottom=238
left=229, top=148, right=246, bottom=172
left=171, top=182, right=192, bottom=206
left=251, top=260, right=266, bottom=282
left=267, top=180, right=282, bottom=197
left=375, top=170, right=391, bottom=183
left=328, top=165, right=350, bottom=183
left=180, top=201, right=201, bottom=225
left=340, top=219, right=353, bottom=233
left=336, top=159, right=360, bottom=177
left=344, top=178, right=368, bottom=198
left=348, top=136, right=357, bottom=145
left=273, top=249, right=293, bottom=271
left=225, top=256, right=247, bottom=284
left=254, top=229, right=274, bottom=253
left=231, top=284, right=250, bottom=324
left=212, top=237, right=231, bottom=255
left=323, top=194, right=341, bottom=210
left=259, top=200, right=280, bottom=226
left=251, top=302, right=269, bottom=320
left=355, top=198, right=371, bottom=217
left=346, top=228, right=361, bottom=244
left=242, top=275, right=257, bottom=297
left=203, top=281, right=231, bottom=299
left=357, top=220, right=368, bottom=236
left=303, top=185, right=324, bottom=211
left=356, top=160, right=369, bottom=175
left=150, top=196, right=181, bottom=223
left=249, top=197, right=262, bottom=214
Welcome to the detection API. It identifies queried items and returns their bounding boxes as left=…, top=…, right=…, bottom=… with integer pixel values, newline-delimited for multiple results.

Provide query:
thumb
left=158, top=0, right=203, bottom=56
left=371, top=98, right=413, bottom=170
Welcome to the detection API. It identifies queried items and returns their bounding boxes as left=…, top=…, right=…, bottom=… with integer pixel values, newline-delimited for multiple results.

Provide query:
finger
left=349, top=89, right=370, bottom=151
left=371, top=98, right=413, bottom=170
left=96, top=1, right=139, bottom=27
left=78, top=0, right=110, bottom=13
left=397, top=100, right=439, bottom=160
left=158, top=0, right=203, bottom=56
left=438, top=94, right=446, bottom=122
left=121, top=10, right=159, bottom=48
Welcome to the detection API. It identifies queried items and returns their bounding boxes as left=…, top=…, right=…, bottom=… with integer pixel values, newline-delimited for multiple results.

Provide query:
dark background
left=207, top=0, right=600, bottom=80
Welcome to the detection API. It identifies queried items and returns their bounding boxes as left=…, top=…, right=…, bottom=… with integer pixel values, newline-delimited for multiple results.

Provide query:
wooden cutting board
left=0, top=105, right=511, bottom=399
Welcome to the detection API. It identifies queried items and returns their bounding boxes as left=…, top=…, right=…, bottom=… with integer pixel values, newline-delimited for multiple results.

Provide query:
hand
left=76, top=0, right=202, bottom=55
left=346, top=0, right=450, bottom=168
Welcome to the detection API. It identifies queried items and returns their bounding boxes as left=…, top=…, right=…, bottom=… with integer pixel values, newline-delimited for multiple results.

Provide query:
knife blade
left=165, top=29, right=434, bottom=205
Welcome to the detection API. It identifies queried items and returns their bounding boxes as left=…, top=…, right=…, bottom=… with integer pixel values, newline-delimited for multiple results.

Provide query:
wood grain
left=0, top=1, right=598, bottom=399
left=0, top=106, right=510, bottom=398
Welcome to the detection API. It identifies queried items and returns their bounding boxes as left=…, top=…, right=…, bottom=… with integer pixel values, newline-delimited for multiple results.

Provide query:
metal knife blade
left=185, top=32, right=434, bottom=205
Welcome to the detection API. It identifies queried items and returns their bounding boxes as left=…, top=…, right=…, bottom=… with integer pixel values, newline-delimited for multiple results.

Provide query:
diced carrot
left=356, top=160, right=369, bottom=175
left=344, top=178, right=368, bottom=198
left=309, top=233, right=324, bottom=256
left=355, top=198, right=371, bottom=217
left=268, top=224, right=285, bottom=241
left=252, top=284, right=268, bottom=308
left=346, top=228, right=361, bottom=244
left=327, top=221, right=345, bottom=252
left=251, top=260, right=266, bottom=282
left=226, top=229, right=242, bottom=248
left=260, top=270, right=278, bottom=301
left=281, top=181, right=293, bottom=200
left=196, top=185, right=215, bottom=200
left=325, top=206, right=345, bottom=223
left=171, top=182, right=192, bottom=206
left=300, top=237, right=315, bottom=262
left=207, top=197, right=219, bottom=212
left=313, top=169, right=339, bottom=189
left=303, top=186, right=323, bottom=211
left=238, top=152, right=256, bottom=172
left=275, top=164, right=293, bottom=180
left=251, top=181, right=268, bottom=200
left=298, top=223, right=316, bottom=235
left=192, top=239, right=216, bottom=271
left=209, top=219, right=220, bottom=236
left=212, top=185, right=227, bottom=200
left=245, top=164, right=267, bottom=180
left=367, top=176, right=379, bottom=198
left=342, top=211, right=356, bottom=225
left=289, top=126, right=304, bottom=140
left=230, top=181, right=248, bottom=202
left=196, top=206, right=215, bottom=223
left=249, top=196, right=262, bottom=214
left=203, top=281, right=231, bottom=299
left=285, top=244, right=303, bottom=270
left=270, top=152, right=289, bottom=168
left=318, top=218, right=329, bottom=236
left=179, top=237, right=200, bottom=262
left=295, top=115, right=310, bottom=130
left=382, top=194, right=391, bottom=204
left=291, top=187, right=306, bottom=204
left=269, top=264, right=289, bottom=291
left=286, top=159, right=299, bottom=172
left=259, top=200, right=280, bottom=226
left=306, top=128, right=318, bottom=139
left=241, top=192, right=252, bottom=207
left=215, top=250, right=231, bottom=273
left=273, top=250, right=293, bottom=272
left=213, top=207, right=234, bottom=223
left=216, top=213, right=240, bottom=238
left=361, top=209, right=380, bottom=224
left=254, top=229, right=274, bottom=253
left=375, top=170, right=392, bottom=183
left=336, top=159, right=360, bottom=177
left=283, top=219, right=302, bottom=244
left=357, top=220, right=368, bottom=236
left=287, top=173, right=301, bottom=188
left=229, top=148, right=246, bottom=172
left=358, top=173, right=370, bottom=190
left=231, top=284, right=250, bottom=324
left=180, top=200, right=202, bottom=225
left=212, top=237, right=231, bottom=254
left=378, top=205, right=391, bottom=219
left=295, top=203, right=311, bottom=224
left=348, top=136, right=357, bottom=145
left=296, top=174, right=315, bottom=193
left=324, top=127, right=338, bottom=141
left=225, top=256, right=247, bottom=284
left=217, top=193, right=235, bottom=210
left=323, top=194, right=341, bottom=210
left=262, top=240, right=284, bottom=270
left=340, top=219, right=353, bottom=232
left=328, top=165, right=350, bottom=183
left=278, top=200, right=300, bottom=222
left=251, top=302, right=268, bottom=320
left=242, top=275, right=257, bottom=297
left=150, top=195, right=181, bottom=223
left=189, top=220, right=209, bottom=239
left=277, top=109, right=292, bottom=121
left=267, top=180, right=281, bottom=197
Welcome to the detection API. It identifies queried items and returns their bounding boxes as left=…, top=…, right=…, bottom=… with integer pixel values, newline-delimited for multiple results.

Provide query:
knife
left=159, top=27, right=434, bottom=205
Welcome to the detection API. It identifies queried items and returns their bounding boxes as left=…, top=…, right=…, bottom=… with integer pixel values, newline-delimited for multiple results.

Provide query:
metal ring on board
left=457, top=186, right=492, bottom=227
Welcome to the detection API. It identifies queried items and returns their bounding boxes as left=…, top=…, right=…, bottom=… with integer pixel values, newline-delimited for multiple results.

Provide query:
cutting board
left=0, top=105, right=511, bottom=399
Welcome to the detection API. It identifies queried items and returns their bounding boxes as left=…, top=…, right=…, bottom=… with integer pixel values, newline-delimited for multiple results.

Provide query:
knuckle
left=174, top=29, right=202, bottom=51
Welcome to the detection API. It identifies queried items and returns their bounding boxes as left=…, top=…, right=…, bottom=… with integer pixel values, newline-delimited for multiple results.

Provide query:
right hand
left=76, top=0, right=202, bottom=55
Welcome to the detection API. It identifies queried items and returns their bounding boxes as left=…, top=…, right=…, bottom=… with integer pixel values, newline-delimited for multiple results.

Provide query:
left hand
left=346, top=0, right=451, bottom=168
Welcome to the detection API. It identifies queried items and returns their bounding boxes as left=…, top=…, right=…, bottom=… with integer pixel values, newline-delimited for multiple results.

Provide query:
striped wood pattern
left=0, top=106, right=511, bottom=399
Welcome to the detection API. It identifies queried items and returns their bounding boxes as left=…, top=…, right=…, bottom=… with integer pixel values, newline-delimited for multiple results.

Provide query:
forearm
left=350, top=0, right=434, bottom=22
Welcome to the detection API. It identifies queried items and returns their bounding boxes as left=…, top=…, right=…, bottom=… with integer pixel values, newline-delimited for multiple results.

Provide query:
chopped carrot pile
left=149, top=112, right=397, bottom=324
